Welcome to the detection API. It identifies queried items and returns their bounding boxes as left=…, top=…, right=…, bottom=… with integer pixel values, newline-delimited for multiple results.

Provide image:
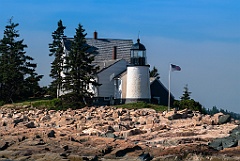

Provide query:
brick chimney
left=94, top=31, right=98, bottom=39
left=113, top=46, right=117, bottom=60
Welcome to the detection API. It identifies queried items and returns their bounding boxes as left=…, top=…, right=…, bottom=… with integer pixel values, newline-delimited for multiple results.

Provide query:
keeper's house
left=60, top=31, right=174, bottom=106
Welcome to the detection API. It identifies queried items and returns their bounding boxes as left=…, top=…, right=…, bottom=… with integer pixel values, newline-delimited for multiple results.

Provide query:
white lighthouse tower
left=126, top=38, right=151, bottom=103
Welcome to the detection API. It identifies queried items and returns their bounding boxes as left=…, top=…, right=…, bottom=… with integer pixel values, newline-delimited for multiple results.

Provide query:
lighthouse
left=126, top=38, right=151, bottom=103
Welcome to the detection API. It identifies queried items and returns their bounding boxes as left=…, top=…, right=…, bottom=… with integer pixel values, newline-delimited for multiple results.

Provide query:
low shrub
left=59, top=93, right=87, bottom=110
left=174, top=99, right=202, bottom=112
left=0, top=100, right=5, bottom=106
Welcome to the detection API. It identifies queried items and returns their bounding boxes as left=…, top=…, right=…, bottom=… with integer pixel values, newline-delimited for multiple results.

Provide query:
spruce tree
left=150, top=66, right=160, bottom=78
left=174, top=84, right=202, bottom=112
left=24, top=72, right=43, bottom=97
left=49, top=20, right=66, bottom=98
left=62, top=24, right=99, bottom=105
left=0, top=18, right=42, bottom=102
left=180, top=84, right=191, bottom=100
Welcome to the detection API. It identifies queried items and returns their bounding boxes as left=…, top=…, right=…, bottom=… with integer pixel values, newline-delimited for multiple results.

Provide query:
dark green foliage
left=24, top=72, right=43, bottom=97
left=205, top=106, right=219, bottom=115
left=59, top=93, right=85, bottom=110
left=0, top=18, right=42, bottom=103
left=49, top=20, right=66, bottom=98
left=0, top=101, right=4, bottom=106
left=62, top=24, right=99, bottom=107
left=174, top=84, right=202, bottom=112
left=200, top=106, right=208, bottom=115
left=180, top=84, right=191, bottom=100
left=43, top=85, right=56, bottom=98
left=174, top=99, right=202, bottom=112
left=203, top=106, right=240, bottom=120
left=150, top=66, right=160, bottom=78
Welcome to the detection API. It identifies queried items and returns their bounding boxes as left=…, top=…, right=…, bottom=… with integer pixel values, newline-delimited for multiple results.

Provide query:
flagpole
left=168, top=64, right=171, bottom=112
left=168, top=63, right=181, bottom=112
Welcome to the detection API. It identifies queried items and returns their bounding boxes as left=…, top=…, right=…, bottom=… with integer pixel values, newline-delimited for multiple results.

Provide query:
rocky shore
left=0, top=105, right=240, bottom=161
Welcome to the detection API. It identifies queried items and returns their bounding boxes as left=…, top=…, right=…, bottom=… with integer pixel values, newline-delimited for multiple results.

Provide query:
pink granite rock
left=0, top=106, right=238, bottom=161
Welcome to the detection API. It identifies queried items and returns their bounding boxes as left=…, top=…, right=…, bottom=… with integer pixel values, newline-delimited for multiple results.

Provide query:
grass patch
left=12, top=98, right=63, bottom=110
left=13, top=98, right=83, bottom=111
left=115, top=102, right=167, bottom=112
left=31, top=98, right=61, bottom=109
left=14, top=97, right=53, bottom=106
left=6, top=99, right=167, bottom=112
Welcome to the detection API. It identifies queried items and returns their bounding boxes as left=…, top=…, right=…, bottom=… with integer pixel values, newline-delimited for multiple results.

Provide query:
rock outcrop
left=209, top=125, right=240, bottom=150
left=0, top=105, right=239, bottom=161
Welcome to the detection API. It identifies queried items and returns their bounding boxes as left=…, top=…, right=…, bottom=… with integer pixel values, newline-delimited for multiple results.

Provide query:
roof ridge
left=86, top=38, right=132, bottom=41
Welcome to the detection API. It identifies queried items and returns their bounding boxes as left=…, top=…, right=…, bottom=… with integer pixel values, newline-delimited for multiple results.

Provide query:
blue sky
left=0, top=0, right=239, bottom=113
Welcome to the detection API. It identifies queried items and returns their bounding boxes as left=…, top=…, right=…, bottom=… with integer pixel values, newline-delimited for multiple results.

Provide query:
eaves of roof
left=113, top=69, right=127, bottom=79
left=96, top=59, right=127, bottom=74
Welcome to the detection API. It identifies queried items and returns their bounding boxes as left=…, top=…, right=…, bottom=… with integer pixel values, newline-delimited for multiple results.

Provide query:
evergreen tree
left=180, top=84, right=191, bottom=100
left=150, top=66, right=160, bottom=78
left=24, top=72, right=43, bottom=97
left=62, top=24, right=99, bottom=105
left=49, top=20, right=66, bottom=98
left=174, top=84, right=202, bottom=112
left=0, top=18, right=42, bottom=102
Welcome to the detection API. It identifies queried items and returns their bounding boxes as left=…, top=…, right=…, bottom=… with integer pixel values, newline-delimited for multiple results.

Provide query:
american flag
left=171, top=64, right=181, bottom=71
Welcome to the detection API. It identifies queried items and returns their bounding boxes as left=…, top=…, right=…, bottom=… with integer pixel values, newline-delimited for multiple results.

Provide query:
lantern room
left=130, top=38, right=146, bottom=66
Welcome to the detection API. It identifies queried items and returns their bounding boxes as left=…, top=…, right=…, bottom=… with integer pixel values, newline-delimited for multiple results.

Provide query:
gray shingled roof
left=93, top=59, right=126, bottom=73
left=63, top=37, right=133, bottom=64
left=87, top=38, right=133, bottom=63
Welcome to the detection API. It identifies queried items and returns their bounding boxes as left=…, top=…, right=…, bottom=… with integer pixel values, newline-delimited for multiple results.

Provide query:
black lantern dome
left=131, top=38, right=146, bottom=50
left=130, top=38, right=146, bottom=66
